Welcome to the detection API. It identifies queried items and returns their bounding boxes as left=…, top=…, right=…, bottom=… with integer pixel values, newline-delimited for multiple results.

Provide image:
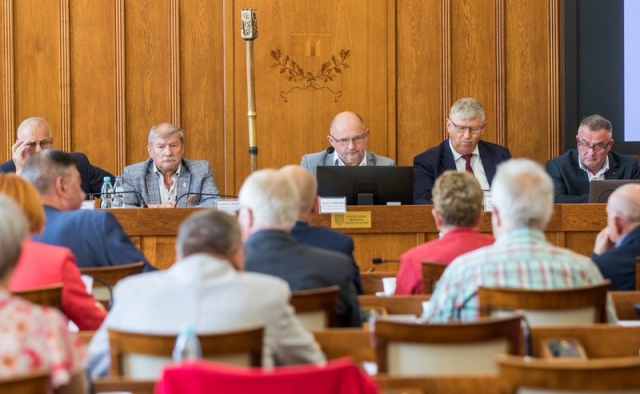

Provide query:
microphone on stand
left=326, top=146, right=335, bottom=154
left=174, top=192, right=238, bottom=208
left=85, top=190, right=148, bottom=208
left=371, top=257, right=400, bottom=265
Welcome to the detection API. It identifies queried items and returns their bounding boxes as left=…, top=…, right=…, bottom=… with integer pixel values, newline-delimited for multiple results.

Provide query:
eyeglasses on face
left=24, top=139, right=53, bottom=150
left=576, top=140, right=611, bottom=153
left=330, top=132, right=367, bottom=147
left=448, top=119, right=485, bottom=134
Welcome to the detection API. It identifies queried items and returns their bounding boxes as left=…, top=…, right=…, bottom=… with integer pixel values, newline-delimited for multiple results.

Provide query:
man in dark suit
left=21, top=150, right=154, bottom=272
left=592, top=184, right=640, bottom=290
left=281, top=164, right=363, bottom=294
left=239, top=169, right=361, bottom=327
left=413, top=98, right=511, bottom=204
left=0, top=117, right=113, bottom=194
left=545, top=114, right=640, bottom=203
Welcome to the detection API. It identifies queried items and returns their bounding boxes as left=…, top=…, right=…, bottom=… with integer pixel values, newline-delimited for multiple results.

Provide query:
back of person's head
left=449, top=98, right=485, bottom=121
left=579, top=114, right=612, bottom=134
left=279, top=165, right=317, bottom=216
left=607, top=184, right=640, bottom=225
left=238, top=169, right=299, bottom=229
left=176, top=209, right=242, bottom=261
left=433, top=171, right=484, bottom=227
left=0, top=173, right=45, bottom=234
left=17, top=117, right=52, bottom=139
left=0, top=196, right=29, bottom=280
left=492, top=158, right=554, bottom=229
left=21, top=150, right=78, bottom=195
left=148, top=122, right=184, bottom=145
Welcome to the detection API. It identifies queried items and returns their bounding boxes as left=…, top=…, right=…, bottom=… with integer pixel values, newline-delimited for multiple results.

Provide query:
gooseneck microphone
left=174, top=192, right=238, bottom=208
left=326, top=146, right=335, bottom=154
left=85, top=190, right=148, bottom=208
left=372, top=257, right=400, bottom=265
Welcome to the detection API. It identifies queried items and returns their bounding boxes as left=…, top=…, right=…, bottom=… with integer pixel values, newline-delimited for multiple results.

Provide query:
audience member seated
left=413, top=97, right=511, bottom=204
left=21, top=150, right=155, bottom=272
left=545, top=114, right=640, bottom=203
left=0, top=196, right=86, bottom=391
left=281, top=164, right=363, bottom=294
left=421, top=158, right=615, bottom=323
left=0, top=174, right=106, bottom=330
left=87, top=209, right=325, bottom=378
left=300, top=111, right=395, bottom=176
left=592, top=184, right=640, bottom=290
left=123, top=123, right=219, bottom=208
left=240, top=169, right=361, bottom=327
left=0, top=117, right=112, bottom=194
left=395, top=171, right=494, bottom=294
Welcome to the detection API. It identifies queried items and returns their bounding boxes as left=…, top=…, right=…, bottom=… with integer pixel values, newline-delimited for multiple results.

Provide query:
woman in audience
left=0, top=173, right=106, bottom=330
left=0, top=195, right=86, bottom=391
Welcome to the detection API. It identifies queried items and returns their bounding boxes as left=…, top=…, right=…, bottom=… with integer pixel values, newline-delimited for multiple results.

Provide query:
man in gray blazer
left=123, top=123, right=219, bottom=207
left=87, top=209, right=324, bottom=377
left=300, top=111, right=395, bottom=176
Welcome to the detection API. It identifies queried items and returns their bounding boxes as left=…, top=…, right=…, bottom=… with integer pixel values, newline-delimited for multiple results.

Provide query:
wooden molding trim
left=59, top=0, right=71, bottom=151
left=441, top=1, right=451, bottom=141
left=115, top=0, right=126, bottom=172
left=170, top=0, right=180, bottom=125
left=495, top=0, right=506, bottom=147
left=549, top=0, right=562, bottom=157
left=386, top=0, right=397, bottom=160
left=2, top=0, right=14, bottom=156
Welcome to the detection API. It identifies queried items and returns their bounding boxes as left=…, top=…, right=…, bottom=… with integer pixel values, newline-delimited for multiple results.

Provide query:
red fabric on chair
left=155, top=357, right=379, bottom=394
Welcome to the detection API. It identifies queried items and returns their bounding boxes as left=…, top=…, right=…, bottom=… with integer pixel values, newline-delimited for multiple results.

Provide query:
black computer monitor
left=316, top=166, right=414, bottom=205
left=588, top=179, right=640, bottom=203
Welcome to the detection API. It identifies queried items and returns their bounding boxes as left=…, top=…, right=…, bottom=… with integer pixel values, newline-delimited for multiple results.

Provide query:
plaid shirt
left=421, top=227, right=615, bottom=323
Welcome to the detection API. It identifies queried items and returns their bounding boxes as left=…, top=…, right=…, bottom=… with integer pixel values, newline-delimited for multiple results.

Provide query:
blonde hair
left=0, top=173, right=45, bottom=234
left=433, top=171, right=483, bottom=227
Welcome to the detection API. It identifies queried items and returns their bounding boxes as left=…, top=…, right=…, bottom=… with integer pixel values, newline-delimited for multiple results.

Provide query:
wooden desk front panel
left=110, top=204, right=607, bottom=270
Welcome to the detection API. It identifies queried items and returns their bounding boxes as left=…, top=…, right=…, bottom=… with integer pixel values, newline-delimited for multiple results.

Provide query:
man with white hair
left=591, top=184, right=640, bottom=290
left=421, top=158, right=612, bottom=323
left=239, top=169, right=361, bottom=327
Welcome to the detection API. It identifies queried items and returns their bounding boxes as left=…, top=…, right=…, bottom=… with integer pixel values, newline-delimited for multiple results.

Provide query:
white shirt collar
left=333, top=151, right=368, bottom=166
left=578, top=156, right=609, bottom=181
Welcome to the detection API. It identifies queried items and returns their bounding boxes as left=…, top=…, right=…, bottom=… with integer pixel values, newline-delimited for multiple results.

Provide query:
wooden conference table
left=110, top=204, right=606, bottom=271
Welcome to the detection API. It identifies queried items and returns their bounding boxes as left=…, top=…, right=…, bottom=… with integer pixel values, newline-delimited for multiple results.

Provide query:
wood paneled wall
left=0, top=0, right=561, bottom=194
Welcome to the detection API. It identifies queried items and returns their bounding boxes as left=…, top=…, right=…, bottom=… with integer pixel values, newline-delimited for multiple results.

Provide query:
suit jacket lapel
left=440, top=140, right=456, bottom=172
left=604, top=152, right=619, bottom=179
left=144, top=160, right=161, bottom=204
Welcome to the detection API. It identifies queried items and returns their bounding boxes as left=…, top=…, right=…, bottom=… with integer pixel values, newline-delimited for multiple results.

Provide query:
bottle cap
left=103, top=176, right=111, bottom=182
left=115, top=175, right=122, bottom=181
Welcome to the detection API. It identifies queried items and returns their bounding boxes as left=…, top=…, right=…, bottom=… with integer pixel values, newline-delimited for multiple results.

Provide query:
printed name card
left=331, top=212, right=372, bottom=229
left=216, top=199, right=240, bottom=214
left=319, top=197, right=347, bottom=213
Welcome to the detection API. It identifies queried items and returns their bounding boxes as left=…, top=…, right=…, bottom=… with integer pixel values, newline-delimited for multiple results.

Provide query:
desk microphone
left=174, top=192, right=238, bottom=208
left=326, top=146, right=335, bottom=154
left=85, top=190, right=148, bottom=208
left=372, top=257, right=400, bottom=265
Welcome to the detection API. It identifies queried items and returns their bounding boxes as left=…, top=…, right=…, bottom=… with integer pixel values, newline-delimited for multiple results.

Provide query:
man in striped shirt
left=422, top=158, right=615, bottom=323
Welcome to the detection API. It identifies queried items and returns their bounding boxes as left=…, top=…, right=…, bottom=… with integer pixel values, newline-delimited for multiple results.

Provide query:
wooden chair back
left=375, top=374, right=501, bottom=394
left=498, top=354, right=640, bottom=393
left=636, top=256, right=640, bottom=291
left=373, top=315, right=522, bottom=375
left=12, top=283, right=63, bottom=309
left=421, top=262, right=447, bottom=294
left=80, top=262, right=144, bottom=307
left=609, top=290, right=640, bottom=320
left=311, top=328, right=375, bottom=365
left=0, top=370, right=49, bottom=394
left=361, top=272, right=396, bottom=295
left=108, top=326, right=263, bottom=379
left=92, top=377, right=155, bottom=394
left=290, top=285, right=339, bottom=329
left=359, top=294, right=431, bottom=316
left=478, top=282, right=610, bottom=327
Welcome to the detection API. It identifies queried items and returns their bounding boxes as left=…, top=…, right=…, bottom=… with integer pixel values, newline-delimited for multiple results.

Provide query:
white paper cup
left=382, top=277, right=397, bottom=295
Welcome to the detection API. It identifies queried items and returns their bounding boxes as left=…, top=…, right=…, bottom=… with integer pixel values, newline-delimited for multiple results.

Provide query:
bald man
left=281, top=165, right=363, bottom=294
left=0, top=117, right=113, bottom=194
left=300, top=111, right=395, bottom=176
left=591, top=184, right=640, bottom=290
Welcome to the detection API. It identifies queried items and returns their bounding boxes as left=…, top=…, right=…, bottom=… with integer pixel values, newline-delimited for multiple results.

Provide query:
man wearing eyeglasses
left=0, top=117, right=113, bottom=194
left=413, top=98, right=511, bottom=204
left=300, top=111, right=395, bottom=176
left=545, top=114, right=640, bottom=203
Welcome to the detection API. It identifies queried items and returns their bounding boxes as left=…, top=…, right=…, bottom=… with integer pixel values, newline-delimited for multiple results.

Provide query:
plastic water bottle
left=172, top=326, right=202, bottom=361
left=100, top=177, right=112, bottom=209
left=112, top=176, right=124, bottom=208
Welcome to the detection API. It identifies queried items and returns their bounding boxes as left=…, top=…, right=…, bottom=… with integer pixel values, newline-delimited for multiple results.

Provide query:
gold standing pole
left=241, top=9, right=258, bottom=172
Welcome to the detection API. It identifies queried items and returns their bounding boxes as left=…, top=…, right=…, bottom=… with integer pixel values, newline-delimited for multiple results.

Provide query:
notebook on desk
left=588, top=179, right=640, bottom=203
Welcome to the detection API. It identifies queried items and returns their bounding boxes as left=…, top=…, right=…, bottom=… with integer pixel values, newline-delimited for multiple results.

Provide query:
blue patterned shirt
left=421, top=227, right=615, bottom=323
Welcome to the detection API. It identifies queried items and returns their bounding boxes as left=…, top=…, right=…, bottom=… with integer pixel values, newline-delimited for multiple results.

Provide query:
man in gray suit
left=300, top=111, right=395, bottom=176
left=87, top=209, right=325, bottom=377
left=123, top=123, right=219, bottom=207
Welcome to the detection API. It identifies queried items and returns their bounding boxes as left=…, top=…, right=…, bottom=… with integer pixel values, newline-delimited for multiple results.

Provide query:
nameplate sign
left=331, top=212, right=371, bottom=228
left=216, top=199, right=240, bottom=215
left=319, top=197, right=347, bottom=213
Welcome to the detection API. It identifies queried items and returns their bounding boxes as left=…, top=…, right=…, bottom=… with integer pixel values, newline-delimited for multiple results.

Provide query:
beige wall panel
left=449, top=0, right=499, bottom=143
left=396, top=0, right=444, bottom=166
left=124, top=0, right=172, bottom=164
left=505, top=0, right=560, bottom=163
left=179, top=1, right=226, bottom=193
left=69, top=0, right=117, bottom=174
left=13, top=1, right=61, bottom=142
left=230, top=0, right=395, bottom=190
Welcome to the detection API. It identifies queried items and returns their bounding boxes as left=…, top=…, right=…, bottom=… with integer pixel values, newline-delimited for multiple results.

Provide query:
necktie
left=462, top=154, right=474, bottom=174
